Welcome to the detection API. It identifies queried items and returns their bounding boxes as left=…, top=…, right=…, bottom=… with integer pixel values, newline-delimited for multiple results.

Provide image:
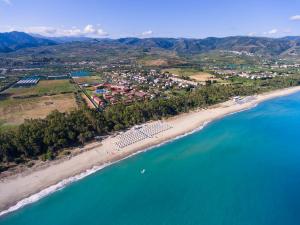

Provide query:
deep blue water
left=1, top=92, right=300, bottom=225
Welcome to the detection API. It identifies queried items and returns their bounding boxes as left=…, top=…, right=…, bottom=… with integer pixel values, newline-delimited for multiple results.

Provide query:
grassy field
left=163, top=68, right=219, bottom=82
left=4, top=80, right=76, bottom=97
left=73, top=76, right=103, bottom=84
left=0, top=79, right=78, bottom=127
left=189, top=72, right=217, bottom=82
left=138, top=52, right=186, bottom=67
left=141, top=58, right=168, bottom=66
left=0, top=93, right=77, bottom=126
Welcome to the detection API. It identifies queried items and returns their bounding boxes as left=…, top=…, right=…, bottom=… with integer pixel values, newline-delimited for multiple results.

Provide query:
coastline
left=1, top=86, right=300, bottom=216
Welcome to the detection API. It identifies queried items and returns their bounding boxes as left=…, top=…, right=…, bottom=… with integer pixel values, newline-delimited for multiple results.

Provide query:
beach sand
left=1, top=86, right=300, bottom=214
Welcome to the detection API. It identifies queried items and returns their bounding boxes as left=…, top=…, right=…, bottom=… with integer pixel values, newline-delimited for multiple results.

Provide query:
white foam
left=0, top=120, right=211, bottom=217
left=0, top=163, right=110, bottom=217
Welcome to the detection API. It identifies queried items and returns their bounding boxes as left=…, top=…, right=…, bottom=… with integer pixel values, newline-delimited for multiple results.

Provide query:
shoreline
left=1, top=86, right=300, bottom=216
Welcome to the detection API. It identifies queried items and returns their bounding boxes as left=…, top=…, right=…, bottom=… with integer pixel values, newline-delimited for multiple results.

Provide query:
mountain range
left=0, top=31, right=56, bottom=53
left=1, top=31, right=300, bottom=58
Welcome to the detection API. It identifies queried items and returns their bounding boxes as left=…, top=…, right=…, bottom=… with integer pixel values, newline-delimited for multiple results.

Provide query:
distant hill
left=59, top=36, right=298, bottom=57
left=30, top=33, right=96, bottom=43
left=46, top=36, right=95, bottom=43
left=0, top=31, right=56, bottom=52
left=2, top=31, right=300, bottom=59
left=112, top=36, right=299, bottom=56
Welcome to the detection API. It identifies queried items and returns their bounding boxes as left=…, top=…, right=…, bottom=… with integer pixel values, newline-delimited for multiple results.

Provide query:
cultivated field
left=4, top=80, right=76, bottom=97
left=0, top=93, right=77, bottom=127
left=73, top=76, right=102, bottom=84
left=142, top=59, right=168, bottom=66
left=0, top=79, right=78, bottom=127
left=189, top=72, right=218, bottom=82
left=163, top=68, right=219, bottom=82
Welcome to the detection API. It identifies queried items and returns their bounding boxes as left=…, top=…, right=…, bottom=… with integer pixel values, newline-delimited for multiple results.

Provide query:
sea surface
left=1, top=92, right=300, bottom=225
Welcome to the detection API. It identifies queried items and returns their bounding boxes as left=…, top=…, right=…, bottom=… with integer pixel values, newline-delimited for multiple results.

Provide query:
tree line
left=1, top=75, right=300, bottom=171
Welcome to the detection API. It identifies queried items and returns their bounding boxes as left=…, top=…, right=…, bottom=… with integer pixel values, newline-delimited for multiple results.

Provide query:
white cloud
left=2, top=0, right=11, bottom=5
left=268, top=29, right=278, bottom=34
left=83, top=24, right=108, bottom=36
left=263, top=29, right=278, bottom=36
left=290, top=15, right=300, bottom=21
left=21, top=25, right=108, bottom=37
left=141, top=30, right=153, bottom=36
left=247, top=32, right=256, bottom=36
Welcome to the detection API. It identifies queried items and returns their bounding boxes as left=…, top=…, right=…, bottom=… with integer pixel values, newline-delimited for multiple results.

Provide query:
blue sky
left=1, top=0, right=300, bottom=38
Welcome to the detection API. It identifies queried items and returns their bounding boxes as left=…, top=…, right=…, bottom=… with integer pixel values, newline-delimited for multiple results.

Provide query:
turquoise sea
left=1, top=92, right=300, bottom=225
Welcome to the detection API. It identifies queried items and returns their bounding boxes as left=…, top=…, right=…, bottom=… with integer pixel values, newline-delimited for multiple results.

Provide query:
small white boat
left=140, top=169, right=146, bottom=174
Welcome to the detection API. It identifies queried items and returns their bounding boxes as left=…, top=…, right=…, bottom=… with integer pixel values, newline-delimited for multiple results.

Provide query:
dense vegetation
left=1, top=75, right=300, bottom=171
left=3, top=32, right=300, bottom=68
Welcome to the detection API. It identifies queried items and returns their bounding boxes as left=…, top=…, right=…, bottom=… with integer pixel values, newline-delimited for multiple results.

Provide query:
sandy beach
left=1, top=86, right=300, bottom=215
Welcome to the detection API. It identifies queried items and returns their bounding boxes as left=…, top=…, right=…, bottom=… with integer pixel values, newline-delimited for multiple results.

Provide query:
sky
left=1, top=0, right=300, bottom=38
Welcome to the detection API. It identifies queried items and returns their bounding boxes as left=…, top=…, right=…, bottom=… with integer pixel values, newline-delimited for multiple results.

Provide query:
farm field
left=4, top=80, right=76, bottom=97
left=189, top=72, right=218, bottom=82
left=0, top=93, right=77, bottom=127
left=163, top=68, right=219, bottom=82
left=141, top=58, right=168, bottom=66
left=0, top=79, right=79, bottom=127
left=73, top=76, right=103, bottom=84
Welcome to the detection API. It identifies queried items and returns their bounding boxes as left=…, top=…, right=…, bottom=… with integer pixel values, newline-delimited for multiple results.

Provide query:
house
left=92, top=95, right=105, bottom=107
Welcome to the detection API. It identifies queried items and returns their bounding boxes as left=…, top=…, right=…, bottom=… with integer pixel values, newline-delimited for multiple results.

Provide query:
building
left=92, top=95, right=105, bottom=107
left=14, top=77, right=40, bottom=87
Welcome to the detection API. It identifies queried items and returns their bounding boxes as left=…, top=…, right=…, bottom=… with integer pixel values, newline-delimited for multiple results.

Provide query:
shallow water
left=1, top=92, right=300, bottom=225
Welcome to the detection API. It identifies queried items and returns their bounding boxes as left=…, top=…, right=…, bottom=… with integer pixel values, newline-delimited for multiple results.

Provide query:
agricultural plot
left=73, top=76, right=103, bottom=84
left=141, top=59, right=168, bottom=66
left=189, top=72, right=218, bottom=82
left=163, top=68, right=219, bottom=82
left=4, top=80, right=76, bottom=97
left=0, top=80, right=78, bottom=127
left=0, top=93, right=77, bottom=127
